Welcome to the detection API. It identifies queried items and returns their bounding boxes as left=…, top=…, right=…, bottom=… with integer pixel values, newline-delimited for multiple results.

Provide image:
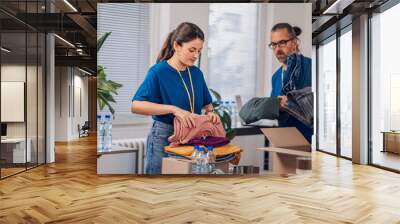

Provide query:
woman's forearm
left=131, top=100, right=177, bottom=116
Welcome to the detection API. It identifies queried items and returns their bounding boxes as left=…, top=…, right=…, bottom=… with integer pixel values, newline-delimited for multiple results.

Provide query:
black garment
left=239, top=97, right=280, bottom=124
left=279, top=53, right=313, bottom=143
left=282, top=53, right=311, bottom=95
left=283, top=87, right=313, bottom=128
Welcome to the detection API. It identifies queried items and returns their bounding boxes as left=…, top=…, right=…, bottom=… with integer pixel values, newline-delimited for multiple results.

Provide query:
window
left=339, top=28, right=352, bottom=158
left=97, top=3, right=150, bottom=124
left=0, top=1, right=46, bottom=179
left=207, top=4, right=258, bottom=102
left=371, top=3, right=400, bottom=171
left=317, top=37, right=337, bottom=154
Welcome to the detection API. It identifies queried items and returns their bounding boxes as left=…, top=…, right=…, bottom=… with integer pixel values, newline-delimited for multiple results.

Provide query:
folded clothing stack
left=164, top=144, right=241, bottom=165
left=187, top=136, right=230, bottom=147
left=168, top=115, right=226, bottom=147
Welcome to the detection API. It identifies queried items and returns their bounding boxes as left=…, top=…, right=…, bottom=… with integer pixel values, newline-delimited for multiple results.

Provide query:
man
left=269, top=23, right=313, bottom=143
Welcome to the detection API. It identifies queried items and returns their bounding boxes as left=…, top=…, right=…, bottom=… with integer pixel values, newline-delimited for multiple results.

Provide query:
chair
left=78, top=121, right=90, bottom=138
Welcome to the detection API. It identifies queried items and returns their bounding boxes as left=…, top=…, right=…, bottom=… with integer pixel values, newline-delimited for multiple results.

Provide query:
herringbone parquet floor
left=1, top=135, right=400, bottom=224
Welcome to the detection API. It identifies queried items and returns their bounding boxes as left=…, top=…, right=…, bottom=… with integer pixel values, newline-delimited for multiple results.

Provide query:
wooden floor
left=1, top=135, right=400, bottom=223
left=0, top=167, right=26, bottom=178
left=372, top=150, right=400, bottom=171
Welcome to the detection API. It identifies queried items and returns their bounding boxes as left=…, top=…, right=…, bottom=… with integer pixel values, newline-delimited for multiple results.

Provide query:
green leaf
left=222, top=110, right=232, bottom=130
left=96, top=32, right=123, bottom=116
left=98, top=97, right=106, bottom=110
left=226, top=129, right=236, bottom=140
left=97, top=32, right=112, bottom=52
left=207, top=88, right=236, bottom=139
left=209, top=88, right=221, bottom=101
left=97, top=93, right=115, bottom=115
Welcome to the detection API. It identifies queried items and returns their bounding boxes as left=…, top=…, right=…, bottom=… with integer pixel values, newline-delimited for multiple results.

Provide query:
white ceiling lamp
left=323, top=0, right=355, bottom=15
left=76, top=48, right=83, bottom=55
left=1, top=47, right=11, bottom=53
left=54, top=34, right=75, bottom=48
left=63, top=0, right=78, bottom=12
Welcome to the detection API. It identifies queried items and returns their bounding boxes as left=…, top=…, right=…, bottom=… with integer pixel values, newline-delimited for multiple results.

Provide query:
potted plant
left=97, top=32, right=123, bottom=116
left=209, top=89, right=236, bottom=140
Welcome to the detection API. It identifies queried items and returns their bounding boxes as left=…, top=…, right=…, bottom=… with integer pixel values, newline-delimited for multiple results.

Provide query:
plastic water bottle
left=207, top=146, right=216, bottom=172
left=231, top=101, right=237, bottom=127
left=224, top=101, right=232, bottom=115
left=197, top=146, right=205, bottom=174
left=104, top=114, right=112, bottom=150
left=200, top=147, right=209, bottom=174
left=191, top=146, right=201, bottom=174
left=217, top=100, right=223, bottom=107
left=106, top=114, right=113, bottom=149
left=97, top=115, right=105, bottom=151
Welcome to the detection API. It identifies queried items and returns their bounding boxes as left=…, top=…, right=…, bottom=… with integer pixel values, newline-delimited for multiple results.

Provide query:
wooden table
left=97, top=144, right=139, bottom=174
left=381, top=131, right=400, bottom=154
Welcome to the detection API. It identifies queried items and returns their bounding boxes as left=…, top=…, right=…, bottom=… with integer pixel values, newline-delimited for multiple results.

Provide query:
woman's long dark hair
left=156, top=22, right=204, bottom=63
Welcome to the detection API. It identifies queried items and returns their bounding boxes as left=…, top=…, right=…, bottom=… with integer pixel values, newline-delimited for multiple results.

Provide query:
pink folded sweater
left=168, top=114, right=226, bottom=147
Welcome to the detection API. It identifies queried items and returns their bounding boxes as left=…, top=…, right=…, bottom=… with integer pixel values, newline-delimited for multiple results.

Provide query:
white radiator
left=113, top=138, right=146, bottom=174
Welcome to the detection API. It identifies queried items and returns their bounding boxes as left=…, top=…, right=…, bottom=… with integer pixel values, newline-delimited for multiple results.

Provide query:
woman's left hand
left=207, top=112, right=220, bottom=124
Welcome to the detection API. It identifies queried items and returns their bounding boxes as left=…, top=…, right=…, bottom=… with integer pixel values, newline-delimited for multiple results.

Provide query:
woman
left=131, top=22, right=220, bottom=175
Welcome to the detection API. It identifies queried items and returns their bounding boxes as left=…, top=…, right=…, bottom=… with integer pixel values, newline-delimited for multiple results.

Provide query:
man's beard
left=277, top=54, right=288, bottom=64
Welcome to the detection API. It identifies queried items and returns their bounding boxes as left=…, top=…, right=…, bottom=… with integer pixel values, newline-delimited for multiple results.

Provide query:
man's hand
left=278, top=95, right=288, bottom=109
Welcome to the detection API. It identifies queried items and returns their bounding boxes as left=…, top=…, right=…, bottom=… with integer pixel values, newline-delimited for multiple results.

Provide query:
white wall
left=263, top=3, right=312, bottom=95
left=150, top=3, right=210, bottom=78
left=54, top=67, right=89, bottom=141
left=2, top=63, right=47, bottom=163
left=1, top=65, right=36, bottom=137
left=46, top=31, right=55, bottom=163
left=55, top=66, right=69, bottom=141
left=72, top=74, right=89, bottom=138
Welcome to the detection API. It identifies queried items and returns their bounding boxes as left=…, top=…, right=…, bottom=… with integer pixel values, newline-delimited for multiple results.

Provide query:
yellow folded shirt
left=164, top=144, right=241, bottom=157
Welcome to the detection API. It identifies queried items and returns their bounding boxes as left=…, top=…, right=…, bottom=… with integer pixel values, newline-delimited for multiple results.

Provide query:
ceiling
left=1, top=0, right=396, bottom=72
left=311, top=0, right=391, bottom=44
left=0, top=0, right=99, bottom=73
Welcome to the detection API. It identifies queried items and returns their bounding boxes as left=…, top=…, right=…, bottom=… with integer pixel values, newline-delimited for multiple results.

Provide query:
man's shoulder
left=302, top=55, right=312, bottom=65
left=272, top=66, right=282, bottom=79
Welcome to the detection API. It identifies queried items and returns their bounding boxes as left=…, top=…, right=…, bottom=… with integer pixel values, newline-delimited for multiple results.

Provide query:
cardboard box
left=162, top=157, right=231, bottom=174
left=257, top=127, right=311, bottom=175
left=162, top=157, right=193, bottom=174
left=215, top=161, right=229, bottom=174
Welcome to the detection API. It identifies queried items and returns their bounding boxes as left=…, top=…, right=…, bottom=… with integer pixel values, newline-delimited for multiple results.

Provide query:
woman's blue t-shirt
left=132, top=60, right=213, bottom=124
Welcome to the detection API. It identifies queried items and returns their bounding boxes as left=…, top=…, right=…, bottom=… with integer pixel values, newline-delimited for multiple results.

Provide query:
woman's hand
left=171, top=106, right=196, bottom=128
left=206, top=111, right=220, bottom=124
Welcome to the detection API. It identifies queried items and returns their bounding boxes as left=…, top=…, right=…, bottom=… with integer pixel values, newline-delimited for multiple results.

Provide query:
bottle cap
left=105, top=115, right=111, bottom=118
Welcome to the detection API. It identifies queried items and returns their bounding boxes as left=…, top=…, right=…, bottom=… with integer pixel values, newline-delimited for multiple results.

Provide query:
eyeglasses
left=268, top=38, right=294, bottom=49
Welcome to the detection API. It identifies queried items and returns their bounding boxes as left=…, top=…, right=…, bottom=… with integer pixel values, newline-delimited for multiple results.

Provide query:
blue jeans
left=145, top=120, right=174, bottom=174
